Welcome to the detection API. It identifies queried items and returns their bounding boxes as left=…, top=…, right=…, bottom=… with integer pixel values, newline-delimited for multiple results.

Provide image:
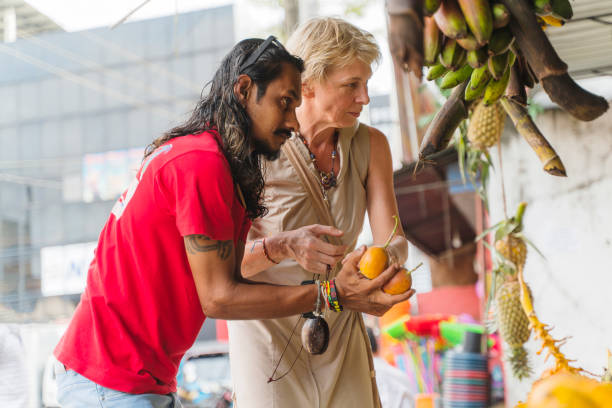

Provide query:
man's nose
left=286, top=109, right=300, bottom=132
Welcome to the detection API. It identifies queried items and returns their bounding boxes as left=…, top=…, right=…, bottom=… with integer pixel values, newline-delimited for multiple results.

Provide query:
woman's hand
left=335, top=246, right=416, bottom=316
left=283, top=224, right=347, bottom=274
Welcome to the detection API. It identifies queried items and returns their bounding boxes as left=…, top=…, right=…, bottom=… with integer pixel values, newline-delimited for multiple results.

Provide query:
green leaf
left=482, top=240, right=518, bottom=273
left=515, top=232, right=547, bottom=260
left=494, top=221, right=519, bottom=241
left=478, top=185, right=489, bottom=212
left=482, top=149, right=495, bottom=169
left=475, top=220, right=504, bottom=242
left=527, top=98, right=544, bottom=120
left=482, top=239, right=505, bottom=266
left=485, top=272, right=497, bottom=318
left=457, top=133, right=467, bottom=185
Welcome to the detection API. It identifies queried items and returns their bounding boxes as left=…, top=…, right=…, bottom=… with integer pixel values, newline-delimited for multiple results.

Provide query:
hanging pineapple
left=484, top=203, right=533, bottom=379
left=496, top=279, right=532, bottom=379
left=496, top=234, right=527, bottom=269
left=467, top=99, right=506, bottom=151
left=494, top=202, right=528, bottom=269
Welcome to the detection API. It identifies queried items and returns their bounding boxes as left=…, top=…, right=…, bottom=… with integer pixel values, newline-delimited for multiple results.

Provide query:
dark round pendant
left=320, top=173, right=336, bottom=190
left=301, top=316, right=329, bottom=355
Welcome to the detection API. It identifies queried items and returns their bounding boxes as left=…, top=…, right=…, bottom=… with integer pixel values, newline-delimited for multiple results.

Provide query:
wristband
left=326, top=279, right=343, bottom=312
left=300, top=280, right=316, bottom=318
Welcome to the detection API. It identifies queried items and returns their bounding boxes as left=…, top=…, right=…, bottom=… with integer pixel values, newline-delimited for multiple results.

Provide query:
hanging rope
left=497, top=141, right=509, bottom=219
left=268, top=315, right=304, bottom=383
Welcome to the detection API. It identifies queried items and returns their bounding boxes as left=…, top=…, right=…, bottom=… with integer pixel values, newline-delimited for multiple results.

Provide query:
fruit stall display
left=380, top=313, right=506, bottom=404
left=385, top=0, right=611, bottom=405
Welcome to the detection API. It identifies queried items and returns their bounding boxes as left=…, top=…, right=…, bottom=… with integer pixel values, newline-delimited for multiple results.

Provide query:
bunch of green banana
left=423, top=0, right=575, bottom=82
left=424, top=0, right=502, bottom=91
left=418, top=0, right=580, bottom=184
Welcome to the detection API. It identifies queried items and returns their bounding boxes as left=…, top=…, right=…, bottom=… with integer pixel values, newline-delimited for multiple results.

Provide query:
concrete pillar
left=3, top=7, right=17, bottom=43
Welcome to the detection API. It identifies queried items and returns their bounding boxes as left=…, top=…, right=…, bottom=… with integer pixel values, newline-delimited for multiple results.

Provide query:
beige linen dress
left=228, top=122, right=381, bottom=408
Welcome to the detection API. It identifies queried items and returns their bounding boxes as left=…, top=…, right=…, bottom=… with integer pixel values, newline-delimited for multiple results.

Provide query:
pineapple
left=493, top=202, right=528, bottom=270
left=493, top=265, right=513, bottom=293
left=467, top=100, right=506, bottom=150
left=496, top=279, right=532, bottom=379
left=486, top=267, right=512, bottom=332
left=496, top=234, right=527, bottom=269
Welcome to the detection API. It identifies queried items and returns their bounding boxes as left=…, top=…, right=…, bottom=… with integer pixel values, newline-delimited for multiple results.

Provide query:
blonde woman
left=228, top=18, right=412, bottom=408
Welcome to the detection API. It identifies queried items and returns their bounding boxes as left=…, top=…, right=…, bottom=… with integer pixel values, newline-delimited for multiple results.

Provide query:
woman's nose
left=356, top=85, right=370, bottom=105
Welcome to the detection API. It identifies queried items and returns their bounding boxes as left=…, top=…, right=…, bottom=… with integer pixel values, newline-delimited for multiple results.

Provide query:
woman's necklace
left=298, top=131, right=339, bottom=191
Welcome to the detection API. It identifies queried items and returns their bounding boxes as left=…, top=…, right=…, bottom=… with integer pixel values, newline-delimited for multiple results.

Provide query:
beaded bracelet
left=326, top=279, right=343, bottom=312
left=262, top=238, right=279, bottom=264
left=320, top=282, right=330, bottom=311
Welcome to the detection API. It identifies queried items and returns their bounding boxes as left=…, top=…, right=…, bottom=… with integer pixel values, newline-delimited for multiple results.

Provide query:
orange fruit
left=382, top=268, right=413, bottom=295
left=358, top=247, right=389, bottom=279
left=359, top=215, right=399, bottom=279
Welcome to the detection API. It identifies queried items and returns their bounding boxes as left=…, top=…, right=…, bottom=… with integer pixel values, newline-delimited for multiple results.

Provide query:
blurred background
left=0, top=0, right=611, bottom=407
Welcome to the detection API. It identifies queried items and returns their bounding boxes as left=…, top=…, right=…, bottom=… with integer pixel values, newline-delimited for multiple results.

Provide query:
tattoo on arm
left=185, top=235, right=232, bottom=260
left=250, top=240, right=262, bottom=253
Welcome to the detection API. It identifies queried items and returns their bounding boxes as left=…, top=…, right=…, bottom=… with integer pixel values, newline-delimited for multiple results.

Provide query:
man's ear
left=234, top=74, right=254, bottom=107
left=301, top=80, right=314, bottom=99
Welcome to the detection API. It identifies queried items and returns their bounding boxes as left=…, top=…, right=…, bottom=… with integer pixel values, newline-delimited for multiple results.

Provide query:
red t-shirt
left=54, top=131, right=251, bottom=394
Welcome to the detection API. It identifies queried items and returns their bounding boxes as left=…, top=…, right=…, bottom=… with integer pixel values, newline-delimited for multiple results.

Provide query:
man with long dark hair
left=52, top=37, right=411, bottom=407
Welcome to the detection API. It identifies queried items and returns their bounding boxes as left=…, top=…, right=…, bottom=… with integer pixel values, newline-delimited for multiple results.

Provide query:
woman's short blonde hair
left=286, top=17, right=381, bottom=84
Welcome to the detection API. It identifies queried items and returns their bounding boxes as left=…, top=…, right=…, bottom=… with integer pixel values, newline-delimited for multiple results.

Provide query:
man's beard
left=252, top=137, right=281, bottom=161
left=252, top=131, right=291, bottom=161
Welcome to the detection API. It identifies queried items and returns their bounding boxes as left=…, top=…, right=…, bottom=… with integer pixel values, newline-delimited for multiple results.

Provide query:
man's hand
left=282, top=224, right=347, bottom=274
left=335, top=246, right=416, bottom=316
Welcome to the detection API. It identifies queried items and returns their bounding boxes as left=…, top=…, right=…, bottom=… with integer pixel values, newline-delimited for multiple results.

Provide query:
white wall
left=487, top=106, right=612, bottom=405
left=21, top=323, right=67, bottom=408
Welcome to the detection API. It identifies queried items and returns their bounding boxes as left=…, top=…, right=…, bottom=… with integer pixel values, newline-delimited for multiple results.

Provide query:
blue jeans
left=55, top=362, right=182, bottom=408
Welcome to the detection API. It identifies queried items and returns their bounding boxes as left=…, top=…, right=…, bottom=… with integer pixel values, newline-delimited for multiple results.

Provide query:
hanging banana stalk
left=500, top=97, right=566, bottom=177
left=419, top=81, right=473, bottom=159
left=500, top=0, right=609, bottom=121
left=505, top=62, right=527, bottom=105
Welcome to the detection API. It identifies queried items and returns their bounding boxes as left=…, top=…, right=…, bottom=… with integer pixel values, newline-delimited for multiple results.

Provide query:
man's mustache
left=274, top=129, right=293, bottom=139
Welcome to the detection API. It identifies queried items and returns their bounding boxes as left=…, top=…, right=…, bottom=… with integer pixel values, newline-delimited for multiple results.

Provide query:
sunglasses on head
left=240, top=35, right=287, bottom=72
